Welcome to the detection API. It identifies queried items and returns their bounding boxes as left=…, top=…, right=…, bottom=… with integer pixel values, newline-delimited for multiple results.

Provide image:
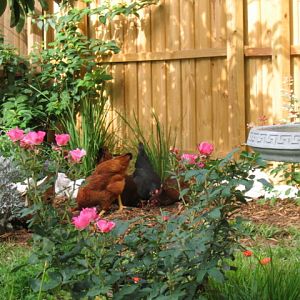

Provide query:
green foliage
left=0, top=35, right=48, bottom=130
left=175, top=150, right=266, bottom=207
left=122, top=112, right=176, bottom=180
left=61, top=96, right=116, bottom=176
left=0, top=243, right=38, bottom=300
left=270, top=162, right=300, bottom=187
left=205, top=247, right=300, bottom=300
left=0, top=0, right=49, bottom=32
left=15, top=149, right=266, bottom=299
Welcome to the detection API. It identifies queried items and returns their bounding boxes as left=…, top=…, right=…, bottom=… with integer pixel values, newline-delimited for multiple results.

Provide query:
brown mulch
left=0, top=229, right=31, bottom=245
left=237, top=199, right=300, bottom=229
left=1, top=200, right=299, bottom=245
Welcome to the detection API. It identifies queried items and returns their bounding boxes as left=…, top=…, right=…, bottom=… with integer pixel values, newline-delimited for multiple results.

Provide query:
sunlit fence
left=1, top=0, right=299, bottom=154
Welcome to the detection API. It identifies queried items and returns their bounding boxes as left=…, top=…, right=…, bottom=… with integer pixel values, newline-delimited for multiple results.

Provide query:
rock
left=265, top=185, right=298, bottom=200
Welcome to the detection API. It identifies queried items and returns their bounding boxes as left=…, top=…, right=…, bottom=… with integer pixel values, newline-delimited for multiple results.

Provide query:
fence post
left=226, top=0, right=246, bottom=149
left=272, top=0, right=291, bottom=122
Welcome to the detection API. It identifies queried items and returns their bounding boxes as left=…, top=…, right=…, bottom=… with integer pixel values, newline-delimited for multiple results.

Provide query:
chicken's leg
left=117, top=195, right=125, bottom=212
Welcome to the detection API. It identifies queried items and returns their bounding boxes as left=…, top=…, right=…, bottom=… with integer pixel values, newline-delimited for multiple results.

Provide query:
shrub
left=0, top=156, right=24, bottom=234
left=17, top=148, right=265, bottom=299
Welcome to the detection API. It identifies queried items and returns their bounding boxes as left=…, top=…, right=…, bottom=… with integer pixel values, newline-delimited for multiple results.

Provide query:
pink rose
left=197, top=141, right=214, bottom=156
left=55, top=133, right=70, bottom=146
left=69, top=148, right=86, bottom=163
left=7, top=128, right=24, bottom=142
left=162, top=215, right=169, bottom=221
left=80, top=207, right=98, bottom=221
left=181, top=153, right=198, bottom=164
left=21, top=131, right=46, bottom=146
left=197, top=162, right=205, bottom=168
left=72, top=207, right=98, bottom=230
left=96, top=219, right=116, bottom=233
left=72, top=214, right=91, bottom=230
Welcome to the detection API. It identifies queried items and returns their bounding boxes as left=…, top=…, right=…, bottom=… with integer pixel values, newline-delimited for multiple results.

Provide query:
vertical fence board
left=180, top=0, right=196, bottom=152
left=227, top=0, right=245, bottom=148
left=151, top=1, right=167, bottom=128
left=195, top=0, right=213, bottom=144
left=272, top=0, right=291, bottom=122
left=246, top=0, right=263, bottom=127
left=293, top=0, right=300, bottom=105
left=211, top=0, right=228, bottom=155
left=124, top=14, right=138, bottom=139
left=137, top=7, right=152, bottom=134
left=165, top=0, right=182, bottom=148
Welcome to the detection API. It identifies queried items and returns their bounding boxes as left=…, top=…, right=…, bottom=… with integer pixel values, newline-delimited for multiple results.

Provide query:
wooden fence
left=2, top=0, right=300, bottom=155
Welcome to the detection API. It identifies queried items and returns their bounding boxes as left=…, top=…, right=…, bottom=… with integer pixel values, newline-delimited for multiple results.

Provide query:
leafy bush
left=17, top=149, right=265, bottom=299
left=0, top=35, right=47, bottom=130
left=0, top=156, right=24, bottom=234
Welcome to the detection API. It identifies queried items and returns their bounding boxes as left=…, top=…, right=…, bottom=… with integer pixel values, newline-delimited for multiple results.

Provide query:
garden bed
left=1, top=199, right=299, bottom=245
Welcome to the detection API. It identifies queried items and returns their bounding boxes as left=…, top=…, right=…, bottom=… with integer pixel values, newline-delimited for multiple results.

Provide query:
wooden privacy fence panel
left=3, top=0, right=300, bottom=156
left=93, top=0, right=300, bottom=155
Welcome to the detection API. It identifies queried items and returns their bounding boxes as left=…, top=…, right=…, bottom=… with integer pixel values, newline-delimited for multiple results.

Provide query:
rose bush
left=14, top=143, right=267, bottom=299
left=6, top=127, right=86, bottom=227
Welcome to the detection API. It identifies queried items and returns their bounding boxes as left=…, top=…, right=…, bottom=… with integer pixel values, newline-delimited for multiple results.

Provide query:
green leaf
left=27, top=0, right=35, bottom=11
left=0, top=0, right=7, bottom=16
left=10, top=0, right=20, bottom=28
left=87, top=286, right=110, bottom=297
left=114, top=285, right=139, bottom=299
left=16, top=12, right=25, bottom=33
left=39, top=0, right=49, bottom=10
left=185, top=169, right=201, bottom=180
left=293, top=172, right=300, bottom=183
left=208, top=208, right=221, bottom=219
left=196, top=269, right=207, bottom=284
left=179, top=188, right=189, bottom=199
left=42, top=271, right=62, bottom=291
left=257, top=178, right=273, bottom=189
left=207, top=268, right=224, bottom=283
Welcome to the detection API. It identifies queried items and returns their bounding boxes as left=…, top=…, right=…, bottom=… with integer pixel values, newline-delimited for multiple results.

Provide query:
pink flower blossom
left=181, top=153, right=198, bottom=164
left=80, top=207, right=98, bottom=221
left=162, top=215, right=169, bottom=221
left=7, top=128, right=24, bottom=142
left=55, top=133, right=70, bottom=146
left=197, top=162, right=205, bottom=168
left=72, top=215, right=91, bottom=230
left=197, top=141, right=214, bottom=156
left=72, top=207, right=98, bottom=230
left=96, top=219, right=116, bottom=233
left=69, top=148, right=86, bottom=163
left=21, top=131, right=46, bottom=146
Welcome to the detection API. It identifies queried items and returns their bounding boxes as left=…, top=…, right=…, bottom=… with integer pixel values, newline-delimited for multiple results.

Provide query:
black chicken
left=133, top=143, right=162, bottom=200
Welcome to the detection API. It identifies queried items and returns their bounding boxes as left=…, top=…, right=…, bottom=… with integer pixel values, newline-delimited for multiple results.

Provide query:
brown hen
left=76, top=153, right=132, bottom=212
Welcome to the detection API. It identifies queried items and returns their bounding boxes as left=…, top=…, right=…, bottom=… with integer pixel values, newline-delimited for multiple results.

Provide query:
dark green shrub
left=19, top=150, right=265, bottom=299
